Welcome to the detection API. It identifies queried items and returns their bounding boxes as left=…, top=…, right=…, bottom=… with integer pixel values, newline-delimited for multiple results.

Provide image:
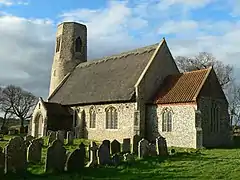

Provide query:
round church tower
left=49, top=22, right=87, bottom=96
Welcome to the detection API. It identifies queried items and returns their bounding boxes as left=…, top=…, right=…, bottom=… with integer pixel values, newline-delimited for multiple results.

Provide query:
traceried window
left=89, top=107, right=96, bottom=128
left=56, top=36, right=61, bottom=52
left=106, top=106, right=118, bottom=129
left=210, top=101, right=220, bottom=133
left=75, top=36, right=82, bottom=52
left=162, top=108, right=173, bottom=132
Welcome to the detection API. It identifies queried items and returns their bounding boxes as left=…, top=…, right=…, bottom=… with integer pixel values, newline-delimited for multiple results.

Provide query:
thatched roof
left=48, top=43, right=159, bottom=105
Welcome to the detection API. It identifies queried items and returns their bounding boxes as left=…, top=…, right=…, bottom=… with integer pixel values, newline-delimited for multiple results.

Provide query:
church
left=29, top=22, right=231, bottom=149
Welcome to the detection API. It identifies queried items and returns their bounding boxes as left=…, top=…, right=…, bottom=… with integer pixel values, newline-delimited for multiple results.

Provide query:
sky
left=0, top=0, right=240, bottom=99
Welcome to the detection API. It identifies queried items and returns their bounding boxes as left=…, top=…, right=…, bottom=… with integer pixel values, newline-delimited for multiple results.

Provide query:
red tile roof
left=155, top=67, right=211, bottom=104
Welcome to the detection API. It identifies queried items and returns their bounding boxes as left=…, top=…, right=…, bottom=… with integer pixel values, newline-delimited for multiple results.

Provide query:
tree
left=0, top=85, right=38, bottom=131
left=175, top=52, right=234, bottom=89
left=0, top=87, right=14, bottom=131
left=225, top=81, right=240, bottom=129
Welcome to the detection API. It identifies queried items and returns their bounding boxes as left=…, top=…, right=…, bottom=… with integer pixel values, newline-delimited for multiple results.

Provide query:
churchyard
left=0, top=133, right=240, bottom=179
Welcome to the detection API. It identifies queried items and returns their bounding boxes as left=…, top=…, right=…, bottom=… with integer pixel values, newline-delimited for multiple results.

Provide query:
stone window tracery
left=105, top=106, right=118, bottom=129
left=162, top=108, right=173, bottom=132
left=89, top=107, right=96, bottom=128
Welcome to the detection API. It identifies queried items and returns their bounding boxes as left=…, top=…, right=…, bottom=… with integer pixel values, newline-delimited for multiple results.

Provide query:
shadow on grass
left=3, top=153, right=204, bottom=180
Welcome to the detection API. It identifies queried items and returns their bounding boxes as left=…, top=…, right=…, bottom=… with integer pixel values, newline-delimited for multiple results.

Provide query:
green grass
left=1, top=136, right=240, bottom=179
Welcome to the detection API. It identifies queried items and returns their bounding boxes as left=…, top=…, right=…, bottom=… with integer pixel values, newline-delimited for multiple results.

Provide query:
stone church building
left=29, top=22, right=231, bottom=149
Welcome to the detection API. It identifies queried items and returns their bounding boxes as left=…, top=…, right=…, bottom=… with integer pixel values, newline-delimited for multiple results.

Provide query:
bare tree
left=0, top=85, right=38, bottom=130
left=225, top=81, right=240, bottom=129
left=175, top=52, right=234, bottom=89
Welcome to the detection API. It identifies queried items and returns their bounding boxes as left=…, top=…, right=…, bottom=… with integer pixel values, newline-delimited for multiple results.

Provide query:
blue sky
left=0, top=0, right=240, bottom=98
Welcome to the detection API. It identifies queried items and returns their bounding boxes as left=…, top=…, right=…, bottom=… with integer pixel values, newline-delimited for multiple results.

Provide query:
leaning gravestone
left=45, top=139, right=67, bottom=173
left=111, top=139, right=121, bottom=155
left=156, top=136, right=168, bottom=156
left=132, top=134, right=141, bottom=154
left=47, top=131, right=56, bottom=146
left=27, top=139, right=42, bottom=164
left=98, top=142, right=111, bottom=165
left=66, top=142, right=86, bottom=172
left=67, top=131, right=74, bottom=145
left=0, top=147, right=4, bottom=176
left=122, top=138, right=131, bottom=153
left=24, top=135, right=34, bottom=147
left=56, top=130, right=65, bottom=144
left=4, top=136, right=27, bottom=174
left=138, top=138, right=149, bottom=158
left=86, top=141, right=98, bottom=167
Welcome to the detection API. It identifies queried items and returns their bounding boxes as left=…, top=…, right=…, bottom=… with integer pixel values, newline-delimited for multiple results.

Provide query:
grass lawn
left=1, top=136, right=240, bottom=179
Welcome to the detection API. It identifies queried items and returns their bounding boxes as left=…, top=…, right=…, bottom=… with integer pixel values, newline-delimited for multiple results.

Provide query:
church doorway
left=34, top=114, right=43, bottom=138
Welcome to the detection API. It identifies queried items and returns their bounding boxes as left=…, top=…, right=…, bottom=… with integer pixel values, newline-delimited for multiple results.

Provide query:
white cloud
left=0, top=0, right=28, bottom=6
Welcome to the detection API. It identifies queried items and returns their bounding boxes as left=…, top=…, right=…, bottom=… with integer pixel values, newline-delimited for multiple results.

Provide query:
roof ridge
left=75, top=43, right=159, bottom=70
left=182, top=67, right=210, bottom=74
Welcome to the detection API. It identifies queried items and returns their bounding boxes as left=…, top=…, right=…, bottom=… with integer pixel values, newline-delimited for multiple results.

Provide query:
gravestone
left=4, top=136, right=27, bottom=174
left=47, top=131, right=56, bottom=146
left=36, top=138, right=44, bottom=147
left=67, top=131, right=74, bottom=145
left=24, top=135, right=34, bottom=147
left=98, top=142, right=111, bottom=165
left=122, top=138, right=131, bottom=153
left=132, top=134, right=141, bottom=154
left=45, top=139, right=67, bottom=173
left=138, top=138, right=149, bottom=158
left=0, top=147, right=4, bottom=176
left=102, top=140, right=110, bottom=154
left=112, top=154, right=121, bottom=166
left=111, top=139, right=121, bottom=155
left=123, top=153, right=134, bottom=163
left=156, top=136, right=168, bottom=156
left=66, top=142, right=86, bottom=172
left=56, top=130, right=65, bottom=144
left=27, top=139, right=42, bottom=164
left=86, top=141, right=98, bottom=167
left=148, top=143, right=157, bottom=156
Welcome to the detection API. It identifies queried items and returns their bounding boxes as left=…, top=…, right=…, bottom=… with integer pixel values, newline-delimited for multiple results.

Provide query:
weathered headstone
left=36, top=138, right=44, bottom=147
left=27, top=139, right=42, bottom=164
left=102, top=140, right=110, bottom=154
left=24, top=135, right=34, bottom=147
left=112, top=154, right=121, bottom=166
left=111, top=139, right=120, bottom=155
left=122, top=138, right=131, bottom=153
left=123, top=153, right=134, bottom=163
left=67, top=131, right=74, bottom=145
left=156, top=136, right=168, bottom=156
left=56, top=130, right=65, bottom=144
left=86, top=141, right=98, bottom=167
left=148, top=143, right=157, bottom=156
left=4, top=136, right=27, bottom=174
left=132, top=134, right=141, bottom=154
left=0, top=147, right=4, bottom=176
left=45, top=139, right=67, bottom=173
left=47, top=131, right=56, bottom=146
left=138, top=138, right=149, bottom=158
left=66, top=142, right=86, bottom=172
left=98, top=142, right=111, bottom=165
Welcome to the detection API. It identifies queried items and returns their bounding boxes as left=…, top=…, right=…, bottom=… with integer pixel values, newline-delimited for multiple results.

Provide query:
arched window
left=162, top=108, right=173, bottom=132
left=89, top=107, right=96, bottom=128
left=75, top=36, right=82, bottom=52
left=106, top=106, right=118, bottom=129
